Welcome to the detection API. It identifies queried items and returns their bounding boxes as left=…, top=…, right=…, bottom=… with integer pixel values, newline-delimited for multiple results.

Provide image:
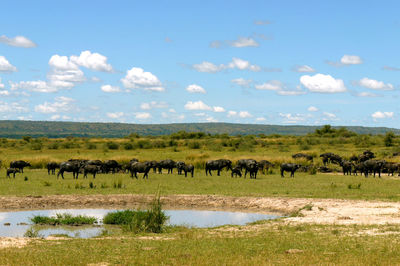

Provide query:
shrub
left=123, top=142, right=134, bottom=150
left=105, top=142, right=119, bottom=150
left=86, top=143, right=97, bottom=150
left=103, top=210, right=136, bottom=225
left=47, top=142, right=59, bottom=150
left=31, top=213, right=97, bottom=225
left=188, top=141, right=201, bottom=149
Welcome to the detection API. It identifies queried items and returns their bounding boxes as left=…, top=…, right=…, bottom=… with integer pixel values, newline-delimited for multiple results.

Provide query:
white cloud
left=48, top=54, right=85, bottom=88
left=323, top=112, right=337, bottom=119
left=293, top=65, right=316, bottom=73
left=0, top=90, right=10, bottom=96
left=228, top=57, right=260, bottom=71
left=256, top=117, right=266, bottom=121
left=184, top=100, right=211, bottom=111
left=255, top=80, right=283, bottom=91
left=140, top=101, right=168, bottom=110
left=0, top=101, right=28, bottom=113
left=186, top=84, right=206, bottom=94
left=356, top=92, right=380, bottom=97
left=0, top=35, right=37, bottom=48
left=279, top=113, right=306, bottom=124
left=231, top=78, right=252, bottom=88
left=300, top=73, right=347, bottom=93
left=121, top=67, right=164, bottom=92
left=308, top=106, right=318, bottom=112
left=107, top=112, right=124, bottom=119
left=0, top=78, right=4, bottom=89
left=10, top=80, right=58, bottom=93
left=0, top=56, right=17, bottom=72
left=34, top=96, right=76, bottom=114
left=229, top=37, right=259, bottom=47
left=192, top=58, right=260, bottom=73
left=227, top=111, right=237, bottom=117
left=135, top=112, right=151, bottom=119
left=101, top=84, right=121, bottom=93
left=341, top=55, right=363, bottom=65
left=357, top=77, right=394, bottom=90
left=277, top=90, right=305, bottom=96
left=205, top=116, right=218, bottom=122
left=239, top=111, right=252, bottom=118
left=192, top=61, right=224, bottom=73
left=371, top=111, right=394, bottom=119
left=212, top=106, right=225, bottom=113
left=70, top=50, right=113, bottom=72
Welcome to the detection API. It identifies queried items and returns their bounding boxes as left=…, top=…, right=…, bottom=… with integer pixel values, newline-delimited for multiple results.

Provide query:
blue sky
left=1, top=0, right=400, bottom=127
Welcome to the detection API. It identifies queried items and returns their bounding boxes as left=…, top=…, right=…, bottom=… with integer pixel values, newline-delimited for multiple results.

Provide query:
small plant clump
left=31, top=213, right=97, bottom=226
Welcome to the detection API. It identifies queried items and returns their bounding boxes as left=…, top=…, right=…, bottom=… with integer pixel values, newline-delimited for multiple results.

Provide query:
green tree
left=384, top=131, right=395, bottom=147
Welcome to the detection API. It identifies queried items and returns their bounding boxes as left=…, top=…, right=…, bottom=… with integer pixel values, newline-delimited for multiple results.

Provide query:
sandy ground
left=1, top=194, right=400, bottom=225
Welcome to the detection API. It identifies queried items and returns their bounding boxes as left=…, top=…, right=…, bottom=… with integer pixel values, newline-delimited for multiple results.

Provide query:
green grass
left=2, top=223, right=400, bottom=265
left=31, top=213, right=97, bottom=226
left=2, top=169, right=400, bottom=201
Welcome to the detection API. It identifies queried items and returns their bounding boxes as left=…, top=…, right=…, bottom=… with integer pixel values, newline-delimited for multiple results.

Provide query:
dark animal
left=6, top=168, right=20, bottom=178
left=129, top=162, right=151, bottom=179
left=292, top=153, right=313, bottom=161
left=146, top=160, right=158, bottom=173
left=205, top=159, right=232, bottom=176
left=183, top=164, right=194, bottom=178
left=393, top=152, right=400, bottom=157
left=9, top=160, right=31, bottom=173
left=243, top=160, right=258, bottom=179
left=176, top=161, right=186, bottom=175
left=231, top=166, right=242, bottom=178
left=57, top=161, right=85, bottom=179
left=103, top=160, right=120, bottom=174
left=280, top=163, right=301, bottom=178
left=340, top=160, right=353, bottom=175
left=319, top=153, right=342, bottom=166
left=158, top=159, right=176, bottom=174
left=83, top=165, right=101, bottom=178
left=317, top=166, right=333, bottom=173
left=236, top=159, right=254, bottom=170
left=383, top=162, right=400, bottom=176
left=47, top=162, right=60, bottom=175
left=352, top=163, right=365, bottom=176
left=257, top=160, right=274, bottom=174
left=320, top=153, right=334, bottom=166
left=363, top=159, right=386, bottom=178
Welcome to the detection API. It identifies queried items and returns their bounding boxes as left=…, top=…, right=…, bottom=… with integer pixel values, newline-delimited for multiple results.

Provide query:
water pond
left=0, top=209, right=280, bottom=238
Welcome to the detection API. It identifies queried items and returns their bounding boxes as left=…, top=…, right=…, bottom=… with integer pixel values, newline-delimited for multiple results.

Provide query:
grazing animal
left=176, top=161, right=186, bottom=175
left=243, top=160, right=258, bottom=179
left=47, top=162, right=60, bottom=175
left=205, top=159, right=232, bottom=176
left=157, top=159, right=176, bottom=174
left=236, top=159, right=255, bottom=171
left=183, top=164, right=195, bottom=178
left=57, top=161, right=85, bottom=179
left=257, top=160, right=274, bottom=174
left=383, top=162, right=400, bottom=176
left=129, top=162, right=151, bottom=179
left=292, top=153, right=313, bottom=161
left=83, top=165, right=101, bottom=179
left=146, top=160, right=158, bottom=173
left=103, top=160, right=120, bottom=174
left=9, top=160, right=31, bottom=173
left=363, top=159, right=386, bottom=178
left=340, top=160, right=353, bottom=175
left=231, top=166, right=242, bottom=178
left=352, top=163, right=365, bottom=176
left=280, top=163, right=301, bottom=178
left=6, top=168, right=20, bottom=178
left=319, top=153, right=342, bottom=166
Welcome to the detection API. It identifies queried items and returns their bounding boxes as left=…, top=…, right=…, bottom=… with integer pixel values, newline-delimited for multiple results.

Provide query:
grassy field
left=2, top=222, right=400, bottom=265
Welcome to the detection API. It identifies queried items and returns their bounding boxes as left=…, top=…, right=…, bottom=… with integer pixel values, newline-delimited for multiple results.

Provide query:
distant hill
left=0, top=120, right=398, bottom=138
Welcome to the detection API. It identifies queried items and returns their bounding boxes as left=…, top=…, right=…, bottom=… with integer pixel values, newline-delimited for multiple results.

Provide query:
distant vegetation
left=0, top=120, right=399, bottom=138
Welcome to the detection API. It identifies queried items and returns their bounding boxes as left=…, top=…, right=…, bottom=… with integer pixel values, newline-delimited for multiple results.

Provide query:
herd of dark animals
left=4, top=150, right=400, bottom=179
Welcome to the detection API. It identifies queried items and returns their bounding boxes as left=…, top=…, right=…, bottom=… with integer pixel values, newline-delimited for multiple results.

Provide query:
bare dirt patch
left=0, top=237, right=29, bottom=249
left=1, top=194, right=400, bottom=225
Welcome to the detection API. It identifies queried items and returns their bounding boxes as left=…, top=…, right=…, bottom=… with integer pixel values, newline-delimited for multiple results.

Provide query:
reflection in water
left=0, top=209, right=279, bottom=238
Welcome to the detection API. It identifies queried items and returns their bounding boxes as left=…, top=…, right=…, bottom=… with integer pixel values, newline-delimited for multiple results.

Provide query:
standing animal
left=352, top=163, right=365, bottom=176
left=129, top=162, right=151, bottom=179
left=83, top=165, right=101, bottom=178
left=243, top=160, right=259, bottom=179
left=9, top=160, right=31, bottom=173
left=280, top=163, right=301, bottom=178
left=383, top=162, right=400, bottom=176
left=183, top=164, right=194, bottom=178
left=57, top=161, right=85, bottom=179
left=319, top=153, right=342, bottom=166
left=6, top=168, right=20, bottom=178
left=47, top=162, right=60, bottom=175
left=146, top=160, right=158, bottom=173
left=236, top=159, right=255, bottom=171
left=102, top=160, right=120, bottom=174
left=340, top=160, right=353, bottom=175
left=157, top=159, right=176, bottom=174
left=292, top=153, right=313, bottom=161
left=258, top=160, right=274, bottom=174
left=231, top=166, right=242, bottom=178
left=176, top=161, right=186, bottom=175
left=205, top=159, right=232, bottom=176
left=363, top=159, right=386, bottom=178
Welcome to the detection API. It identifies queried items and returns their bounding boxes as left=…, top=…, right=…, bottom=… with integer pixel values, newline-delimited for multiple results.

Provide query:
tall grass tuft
left=31, top=213, right=97, bottom=225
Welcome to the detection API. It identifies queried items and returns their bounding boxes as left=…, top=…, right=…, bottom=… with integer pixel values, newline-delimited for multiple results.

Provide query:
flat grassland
left=1, top=131, right=400, bottom=265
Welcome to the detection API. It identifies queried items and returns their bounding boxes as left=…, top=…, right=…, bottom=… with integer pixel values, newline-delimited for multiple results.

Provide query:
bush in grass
left=105, top=141, right=119, bottom=150
left=103, top=210, right=136, bottom=225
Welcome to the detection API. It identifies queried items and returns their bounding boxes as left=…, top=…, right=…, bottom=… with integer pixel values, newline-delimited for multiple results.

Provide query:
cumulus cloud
left=121, top=67, right=164, bottom=92
left=184, top=101, right=211, bottom=111
left=191, top=58, right=260, bottom=73
left=0, top=56, right=17, bottom=72
left=135, top=112, right=151, bottom=119
left=205, top=116, right=218, bottom=122
left=212, top=106, right=225, bottom=113
left=186, top=84, right=206, bottom=94
left=0, top=101, right=28, bottom=113
left=34, top=96, right=76, bottom=114
left=47, top=54, right=85, bottom=89
left=356, top=77, right=394, bottom=91
left=231, top=78, right=252, bottom=88
left=300, top=73, right=347, bottom=93
left=371, top=111, right=394, bottom=119
left=256, top=117, right=266, bottom=121
left=107, top=112, right=124, bottom=119
left=308, top=106, right=318, bottom=112
left=227, top=110, right=252, bottom=118
left=227, top=111, right=237, bottom=117
left=10, top=80, right=58, bottom=93
left=356, top=92, right=381, bottom=97
left=0, top=35, right=37, bottom=48
left=255, top=80, right=283, bottom=91
left=279, top=113, right=306, bottom=124
left=323, top=112, right=337, bottom=120
left=0, top=78, right=4, bottom=89
left=211, top=37, right=259, bottom=48
left=70, top=50, right=113, bottom=72
left=292, top=65, right=316, bottom=73
left=140, top=101, right=168, bottom=110
left=341, top=55, right=363, bottom=65
left=101, top=84, right=121, bottom=93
